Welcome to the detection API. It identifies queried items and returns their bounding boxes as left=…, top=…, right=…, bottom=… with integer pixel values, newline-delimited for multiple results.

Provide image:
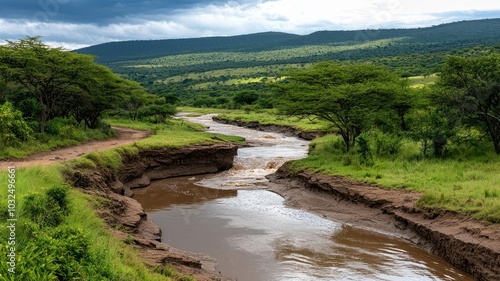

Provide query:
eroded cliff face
left=118, top=144, right=237, bottom=194
left=67, top=143, right=238, bottom=281
left=268, top=164, right=500, bottom=281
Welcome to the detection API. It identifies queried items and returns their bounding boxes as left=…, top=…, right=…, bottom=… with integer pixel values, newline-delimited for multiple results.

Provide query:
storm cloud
left=1, top=0, right=499, bottom=49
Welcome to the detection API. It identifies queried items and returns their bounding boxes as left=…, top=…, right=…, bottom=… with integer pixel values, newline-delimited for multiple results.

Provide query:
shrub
left=22, top=186, right=69, bottom=227
left=0, top=102, right=33, bottom=147
left=373, top=131, right=403, bottom=156
left=44, top=117, right=78, bottom=136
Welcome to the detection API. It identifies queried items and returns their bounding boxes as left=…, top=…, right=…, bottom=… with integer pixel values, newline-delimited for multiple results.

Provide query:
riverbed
left=134, top=114, right=474, bottom=281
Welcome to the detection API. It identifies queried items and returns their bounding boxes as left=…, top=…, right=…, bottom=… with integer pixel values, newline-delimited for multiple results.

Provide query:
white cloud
left=1, top=0, right=499, bottom=49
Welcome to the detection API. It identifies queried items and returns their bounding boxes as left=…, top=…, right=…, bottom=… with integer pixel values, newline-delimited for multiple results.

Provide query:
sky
left=1, top=0, right=499, bottom=50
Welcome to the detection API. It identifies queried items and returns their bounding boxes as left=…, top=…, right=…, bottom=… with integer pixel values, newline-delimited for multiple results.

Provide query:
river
left=134, top=114, right=474, bottom=281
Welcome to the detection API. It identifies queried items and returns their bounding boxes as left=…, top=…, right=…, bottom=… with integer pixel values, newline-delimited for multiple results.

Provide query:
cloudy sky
left=1, top=0, right=499, bottom=50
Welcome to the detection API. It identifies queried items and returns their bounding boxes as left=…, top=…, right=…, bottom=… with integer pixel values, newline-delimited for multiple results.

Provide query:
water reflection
left=133, top=114, right=475, bottom=281
left=133, top=175, right=237, bottom=211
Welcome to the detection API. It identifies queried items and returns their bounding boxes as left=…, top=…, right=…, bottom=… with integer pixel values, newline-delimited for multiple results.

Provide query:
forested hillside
left=77, top=19, right=500, bottom=64
left=75, top=18, right=500, bottom=108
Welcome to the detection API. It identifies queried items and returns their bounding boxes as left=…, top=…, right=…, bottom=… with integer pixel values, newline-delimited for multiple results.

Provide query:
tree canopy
left=273, top=61, right=408, bottom=150
left=0, top=37, right=148, bottom=133
left=434, top=54, right=500, bottom=153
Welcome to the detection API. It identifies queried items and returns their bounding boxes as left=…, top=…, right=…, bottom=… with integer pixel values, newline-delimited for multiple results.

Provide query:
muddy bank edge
left=267, top=164, right=500, bottom=281
left=65, top=143, right=238, bottom=281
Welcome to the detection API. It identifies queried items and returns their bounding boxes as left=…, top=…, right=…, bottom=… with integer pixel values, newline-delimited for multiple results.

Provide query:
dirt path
left=0, top=126, right=151, bottom=170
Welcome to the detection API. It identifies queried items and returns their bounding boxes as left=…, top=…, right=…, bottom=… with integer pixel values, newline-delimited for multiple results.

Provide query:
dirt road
left=0, top=126, right=151, bottom=170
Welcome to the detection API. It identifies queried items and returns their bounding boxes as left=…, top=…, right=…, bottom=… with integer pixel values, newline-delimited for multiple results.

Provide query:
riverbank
left=207, top=115, right=499, bottom=281
left=66, top=143, right=238, bottom=280
left=0, top=119, right=242, bottom=280
left=267, top=164, right=499, bottom=281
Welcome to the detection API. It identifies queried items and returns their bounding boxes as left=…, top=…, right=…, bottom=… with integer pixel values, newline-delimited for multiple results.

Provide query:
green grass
left=179, top=107, right=332, bottom=132
left=409, top=74, right=438, bottom=88
left=105, top=117, right=245, bottom=148
left=0, top=165, right=184, bottom=280
left=289, top=134, right=500, bottom=223
left=0, top=124, right=114, bottom=160
left=0, top=117, right=245, bottom=280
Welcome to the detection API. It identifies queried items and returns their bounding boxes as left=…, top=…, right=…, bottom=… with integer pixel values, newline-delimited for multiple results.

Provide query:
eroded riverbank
left=267, top=165, right=500, bottom=281
left=132, top=114, right=478, bottom=281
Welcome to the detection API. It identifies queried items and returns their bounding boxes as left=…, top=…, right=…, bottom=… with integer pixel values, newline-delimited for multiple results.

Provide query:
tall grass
left=290, top=134, right=500, bottom=223
left=0, top=118, right=240, bottom=280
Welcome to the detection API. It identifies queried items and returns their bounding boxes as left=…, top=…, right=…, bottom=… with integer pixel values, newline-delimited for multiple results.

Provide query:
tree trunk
left=489, top=122, right=500, bottom=154
left=39, top=107, right=47, bottom=134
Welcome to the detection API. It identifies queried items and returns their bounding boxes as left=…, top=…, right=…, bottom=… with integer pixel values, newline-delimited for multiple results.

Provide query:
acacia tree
left=0, top=37, right=147, bottom=133
left=435, top=55, right=500, bottom=154
left=273, top=61, right=405, bottom=151
left=0, top=37, right=101, bottom=133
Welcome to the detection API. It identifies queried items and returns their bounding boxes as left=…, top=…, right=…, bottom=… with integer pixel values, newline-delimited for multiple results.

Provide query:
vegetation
left=273, top=61, right=408, bottom=150
left=0, top=37, right=181, bottom=160
left=74, top=19, right=500, bottom=109
left=0, top=116, right=242, bottom=280
left=289, top=134, right=500, bottom=223
left=0, top=165, right=188, bottom=281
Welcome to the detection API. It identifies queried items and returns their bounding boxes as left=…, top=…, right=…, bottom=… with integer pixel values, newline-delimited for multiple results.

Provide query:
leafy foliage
left=0, top=102, right=33, bottom=147
left=273, top=61, right=407, bottom=150
left=434, top=54, right=500, bottom=153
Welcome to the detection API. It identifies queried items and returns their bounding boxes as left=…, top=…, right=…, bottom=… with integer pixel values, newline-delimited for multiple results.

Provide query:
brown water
left=134, top=114, right=475, bottom=281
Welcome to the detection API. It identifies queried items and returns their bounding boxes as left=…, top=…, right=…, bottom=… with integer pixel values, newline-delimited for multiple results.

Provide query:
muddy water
left=134, top=114, right=474, bottom=281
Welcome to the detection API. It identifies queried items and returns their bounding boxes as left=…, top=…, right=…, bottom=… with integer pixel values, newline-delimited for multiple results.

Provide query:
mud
left=267, top=164, right=500, bottom=281
left=66, top=144, right=238, bottom=281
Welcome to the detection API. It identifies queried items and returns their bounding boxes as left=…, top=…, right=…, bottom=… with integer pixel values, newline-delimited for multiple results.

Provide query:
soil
left=0, top=126, right=151, bottom=170
left=66, top=144, right=239, bottom=281
left=267, top=164, right=500, bottom=281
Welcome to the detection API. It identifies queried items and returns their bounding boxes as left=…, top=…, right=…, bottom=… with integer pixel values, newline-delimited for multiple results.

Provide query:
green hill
left=76, top=18, right=500, bottom=64
left=75, top=18, right=500, bottom=107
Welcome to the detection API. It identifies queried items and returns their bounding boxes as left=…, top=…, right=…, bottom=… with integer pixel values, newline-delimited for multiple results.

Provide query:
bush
left=373, top=131, right=403, bottom=156
left=22, top=186, right=69, bottom=228
left=0, top=102, right=33, bottom=147
left=44, top=117, right=78, bottom=136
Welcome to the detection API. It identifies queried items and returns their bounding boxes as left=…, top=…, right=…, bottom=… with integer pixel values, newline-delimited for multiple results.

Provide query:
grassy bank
left=0, top=118, right=242, bottom=280
left=289, top=134, right=500, bottom=223
left=178, top=107, right=331, bottom=132
left=181, top=109, right=499, bottom=223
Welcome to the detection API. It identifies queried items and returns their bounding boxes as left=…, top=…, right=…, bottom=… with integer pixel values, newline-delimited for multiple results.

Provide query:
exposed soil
left=267, top=164, right=500, bottom=281
left=0, top=126, right=151, bottom=170
left=66, top=144, right=239, bottom=281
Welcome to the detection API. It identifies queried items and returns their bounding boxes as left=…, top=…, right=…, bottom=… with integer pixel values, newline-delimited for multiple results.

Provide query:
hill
left=76, top=18, right=500, bottom=64
left=75, top=18, right=500, bottom=107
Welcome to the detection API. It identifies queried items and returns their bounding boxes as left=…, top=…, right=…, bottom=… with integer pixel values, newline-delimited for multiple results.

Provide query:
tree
left=124, top=90, right=148, bottom=121
left=273, top=61, right=404, bottom=151
left=139, top=104, right=177, bottom=123
left=435, top=55, right=500, bottom=153
left=0, top=37, right=99, bottom=133
left=233, top=91, right=259, bottom=106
